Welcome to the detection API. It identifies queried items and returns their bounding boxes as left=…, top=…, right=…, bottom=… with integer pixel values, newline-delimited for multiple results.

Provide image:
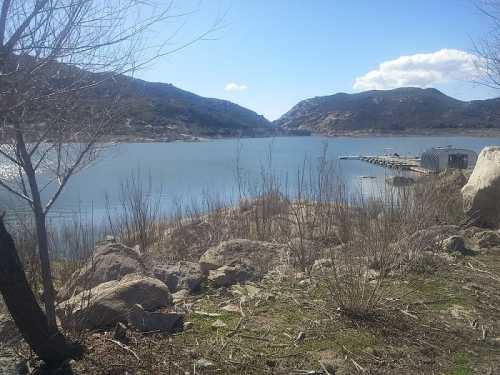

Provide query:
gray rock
left=113, top=322, right=128, bottom=343
left=153, top=261, right=204, bottom=293
left=199, top=239, right=285, bottom=275
left=207, top=264, right=255, bottom=287
left=462, top=146, right=500, bottom=228
left=58, top=273, right=172, bottom=330
left=58, top=242, right=145, bottom=301
left=441, top=235, right=468, bottom=254
left=128, top=304, right=183, bottom=333
left=473, top=230, right=500, bottom=248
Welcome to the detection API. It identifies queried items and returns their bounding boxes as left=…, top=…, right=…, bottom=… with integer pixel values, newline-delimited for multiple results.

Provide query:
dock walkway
left=339, top=155, right=433, bottom=174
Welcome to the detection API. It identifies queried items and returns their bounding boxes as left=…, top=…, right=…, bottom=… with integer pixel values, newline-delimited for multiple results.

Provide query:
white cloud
left=225, top=82, right=248, bottom=92
left=353, top=49, right=482, bottom=91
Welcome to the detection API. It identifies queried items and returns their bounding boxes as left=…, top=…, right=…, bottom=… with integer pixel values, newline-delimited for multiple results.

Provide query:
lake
left=1, top=135, right=499, bottom=224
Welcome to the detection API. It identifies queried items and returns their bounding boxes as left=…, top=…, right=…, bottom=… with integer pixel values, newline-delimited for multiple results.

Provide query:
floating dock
left=339, top=155, right=433, bottom=174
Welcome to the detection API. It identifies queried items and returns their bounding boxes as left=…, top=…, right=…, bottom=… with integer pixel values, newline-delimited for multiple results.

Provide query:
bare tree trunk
left=33, top=207, right=58, bottom=329
left=0, top=216, right=82, bottom=368
left=16, top=131, right=58, bottom=330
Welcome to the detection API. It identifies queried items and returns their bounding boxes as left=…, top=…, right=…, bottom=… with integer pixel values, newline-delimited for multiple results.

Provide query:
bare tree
left=0, top=0, right=219, bottom=335
left=474, top=0, right=500, bottom=88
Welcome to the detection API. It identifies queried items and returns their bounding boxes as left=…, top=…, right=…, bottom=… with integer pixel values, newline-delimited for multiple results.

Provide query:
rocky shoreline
left=2, top=147, right=500, bottom=374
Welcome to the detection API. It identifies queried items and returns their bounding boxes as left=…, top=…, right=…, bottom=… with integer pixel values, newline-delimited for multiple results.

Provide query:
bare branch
left=44, top=141, right=94, bottom=213
left=0, top=0, right=11, bottom=46
left=0, top=178, right=33, bottom=204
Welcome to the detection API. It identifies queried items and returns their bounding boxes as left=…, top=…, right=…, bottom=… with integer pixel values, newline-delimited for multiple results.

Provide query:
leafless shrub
left=321, top=189, right=401, bottom=317
left=49, top=214, right=99, bottom=287
left=105, top=171, right=165, bottom=255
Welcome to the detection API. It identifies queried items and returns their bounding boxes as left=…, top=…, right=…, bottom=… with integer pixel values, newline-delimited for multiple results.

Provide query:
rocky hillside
left=92, top=76, right=276, bottom=140
left=1, top=55, right=276, bottom=141
left=274, top=87, right=500, bottom=135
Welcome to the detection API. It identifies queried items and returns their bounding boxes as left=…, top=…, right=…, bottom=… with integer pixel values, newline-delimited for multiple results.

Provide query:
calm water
left=2, top=136, right=500, bottom=223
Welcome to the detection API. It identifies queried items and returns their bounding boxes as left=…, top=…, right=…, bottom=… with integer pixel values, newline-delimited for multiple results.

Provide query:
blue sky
left=136, top=0, right=499, bottom=120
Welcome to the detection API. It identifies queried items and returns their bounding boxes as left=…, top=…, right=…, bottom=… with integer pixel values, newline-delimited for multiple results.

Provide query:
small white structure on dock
left=420, top=147, right=477, bottom=172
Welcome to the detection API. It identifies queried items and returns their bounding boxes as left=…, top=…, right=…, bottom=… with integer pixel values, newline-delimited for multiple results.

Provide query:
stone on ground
left=440, top=235, right=468, bottom=254
left=462, top=146, right=500, bottom=228
left=58, top=241, right=144, bottom=301
left=128, top=304, right=183, bottom=333
left=207, top=264, right=255, bottom=287
left=473, top=230, right=500, bottom=248
left=199, top=239, right=285, bottom=275
left=57, top=273, right=172, bottom=330
left=153, top=261, right=204, bottom=293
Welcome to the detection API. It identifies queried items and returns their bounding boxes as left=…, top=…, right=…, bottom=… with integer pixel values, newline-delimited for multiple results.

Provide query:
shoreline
left=3, top=129, right=500, bottom=144
left=107, top=129, right=500, bottom=143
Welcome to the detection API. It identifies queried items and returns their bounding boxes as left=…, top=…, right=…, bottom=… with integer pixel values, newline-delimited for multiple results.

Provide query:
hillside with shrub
left=274, top=87, right=500, bottom=135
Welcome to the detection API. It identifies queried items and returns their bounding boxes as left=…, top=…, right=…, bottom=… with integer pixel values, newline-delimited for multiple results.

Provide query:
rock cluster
left=57, top=238, right=286, bottom=332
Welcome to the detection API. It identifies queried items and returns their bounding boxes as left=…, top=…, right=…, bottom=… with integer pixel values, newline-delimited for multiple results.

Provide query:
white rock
left=462, top=146, right=500, bottom=228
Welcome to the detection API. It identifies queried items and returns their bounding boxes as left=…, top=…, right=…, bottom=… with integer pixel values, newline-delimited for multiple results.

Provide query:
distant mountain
left=99, top=77, right=275, bottom=140
left=1, top=54, right=276, bottom=141
left=274, top=88, right=500, bottom=135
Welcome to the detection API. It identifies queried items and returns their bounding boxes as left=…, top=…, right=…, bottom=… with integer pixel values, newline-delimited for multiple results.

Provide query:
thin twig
left=105, top=338, right=140, bottom=361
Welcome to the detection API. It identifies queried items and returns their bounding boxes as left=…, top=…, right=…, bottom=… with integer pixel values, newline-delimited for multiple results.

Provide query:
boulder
left=163, top=220, right=213, bottom=259
left=199, top=239, right=285, bottom=275
left=58, top=242, right=144, bottom=301
left=153, top=261, right=204, bottom=293
left=207, top=264, right=255, bottom=287
left=128, top=304, right=183, bottom=333
left=462, top=146, right=500, bottom=228
left=58, top=273, right=172, bottom=330
left=473, top=230, right=500, bottom=248
left=440, top=236, right=470, bottom=255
